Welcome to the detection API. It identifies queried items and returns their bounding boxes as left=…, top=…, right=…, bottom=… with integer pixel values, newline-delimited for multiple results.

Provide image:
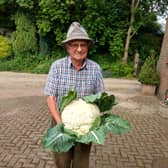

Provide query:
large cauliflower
left=61, top=99, right=100, bottom=135
left=43, top=91, right=131, bottom=153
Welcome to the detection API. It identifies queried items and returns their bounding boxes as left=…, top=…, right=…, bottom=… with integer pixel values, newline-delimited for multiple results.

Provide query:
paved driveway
left=0, top=72, right=168, bottom=168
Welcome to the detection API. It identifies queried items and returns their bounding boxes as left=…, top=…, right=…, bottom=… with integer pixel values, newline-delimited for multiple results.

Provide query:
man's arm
left=46, top=96, right=62, bottom=124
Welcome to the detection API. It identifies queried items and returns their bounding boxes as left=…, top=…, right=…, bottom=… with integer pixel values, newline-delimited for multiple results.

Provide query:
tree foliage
left=36, top=0, right=130, bottom=61
left=0, top=0, right=167, bottom=67
left=16, top=0, right=34, bottom=9
left=122, top=0, right=168, bottom=63
left=12, top=11, right=38, bottom=56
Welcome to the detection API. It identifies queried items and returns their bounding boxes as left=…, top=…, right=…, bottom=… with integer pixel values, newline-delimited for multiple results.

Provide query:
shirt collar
left=67, top=56, right=88, bottom=70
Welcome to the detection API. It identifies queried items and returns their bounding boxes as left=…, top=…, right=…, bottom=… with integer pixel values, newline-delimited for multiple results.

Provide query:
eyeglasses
left=68, top=43, right=88, bottom=50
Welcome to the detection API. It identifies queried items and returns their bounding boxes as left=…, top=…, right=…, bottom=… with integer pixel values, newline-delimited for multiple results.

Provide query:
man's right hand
left=46, top=96, right=62, bottom=124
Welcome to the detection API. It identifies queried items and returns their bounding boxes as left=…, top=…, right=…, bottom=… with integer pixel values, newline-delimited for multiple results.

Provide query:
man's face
left=66, top=40, right=90, bottom=63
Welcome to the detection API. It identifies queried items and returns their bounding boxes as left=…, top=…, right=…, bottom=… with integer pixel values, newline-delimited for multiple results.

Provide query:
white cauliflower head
left=61, top=99, right=100, bottom=135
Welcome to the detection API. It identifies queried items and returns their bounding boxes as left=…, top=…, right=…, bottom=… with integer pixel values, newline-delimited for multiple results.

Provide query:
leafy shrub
left=97, top=59, right=110, bottom=71
left=0, top=35, right=12, bottom=58
left=138, top=55, right=159, bottom=85
left=90, top=54, right=134, bottom=78
left=0, top=54, right=54, bottom=74
left=31, top=63, right=49, bottom=74
left=0, top=58, right=22, bottom=71
left=109, top=61, right=134, bottom=78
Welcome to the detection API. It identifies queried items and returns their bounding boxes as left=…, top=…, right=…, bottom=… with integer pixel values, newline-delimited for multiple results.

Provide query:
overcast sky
left=157, top=16, right=167, bottom=32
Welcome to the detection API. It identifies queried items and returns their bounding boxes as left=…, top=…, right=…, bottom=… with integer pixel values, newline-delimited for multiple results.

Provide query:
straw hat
left=62, top=22, right=92, bottom=45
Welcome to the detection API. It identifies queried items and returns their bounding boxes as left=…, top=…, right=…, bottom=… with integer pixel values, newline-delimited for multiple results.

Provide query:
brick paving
left=0, top=72, right=168, bottom=168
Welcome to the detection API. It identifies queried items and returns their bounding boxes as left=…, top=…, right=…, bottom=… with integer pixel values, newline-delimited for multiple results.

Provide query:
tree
left=37, top=0, right=129, bottom=60
left=131, top=20, right=163, bottom=61
left=122, top=0, right=168, bottom=63
left=122, top=0, right=139, bottom=63
left=12, top=11, right=37, bottom=56
left=0, top=0, right=167, bottom=63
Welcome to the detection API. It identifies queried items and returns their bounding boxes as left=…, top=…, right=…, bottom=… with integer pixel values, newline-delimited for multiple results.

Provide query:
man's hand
left=46, top=96, right=62, bottom=124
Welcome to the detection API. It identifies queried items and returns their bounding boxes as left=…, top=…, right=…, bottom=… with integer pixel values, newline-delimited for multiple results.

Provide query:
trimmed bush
left=12, top=12, right=37, bottom=57
left=138, top=55, right=159, bottom=85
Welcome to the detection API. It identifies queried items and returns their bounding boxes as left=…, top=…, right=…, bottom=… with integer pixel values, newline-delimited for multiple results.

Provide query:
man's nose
left=77, top=45, right=82, bottom=51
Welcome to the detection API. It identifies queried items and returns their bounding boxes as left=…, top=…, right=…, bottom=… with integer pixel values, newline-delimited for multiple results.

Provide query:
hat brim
left=61, top=36, right=92, bottom=45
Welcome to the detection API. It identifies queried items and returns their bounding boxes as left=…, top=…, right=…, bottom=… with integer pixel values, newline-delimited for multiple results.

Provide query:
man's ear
left=62, top=43, right=69, bottom=50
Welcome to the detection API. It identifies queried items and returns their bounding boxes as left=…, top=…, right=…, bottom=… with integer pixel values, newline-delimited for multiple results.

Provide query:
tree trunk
left=122, top=0, right=139, bottom=63
left=123, top=24, right=132, bottom=63
left=157, top=17, right=168, bottom=100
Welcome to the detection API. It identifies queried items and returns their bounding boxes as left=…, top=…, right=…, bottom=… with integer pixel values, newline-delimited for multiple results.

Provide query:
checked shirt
left=44, top=56, right=104, bottom=108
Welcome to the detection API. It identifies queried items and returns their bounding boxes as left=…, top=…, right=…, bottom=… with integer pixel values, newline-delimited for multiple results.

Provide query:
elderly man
left=45, top=22, right=104, bottom=168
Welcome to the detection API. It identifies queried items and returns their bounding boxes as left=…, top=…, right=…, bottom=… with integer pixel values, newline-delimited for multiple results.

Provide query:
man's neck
left=71, top=59, right=85, bottom=70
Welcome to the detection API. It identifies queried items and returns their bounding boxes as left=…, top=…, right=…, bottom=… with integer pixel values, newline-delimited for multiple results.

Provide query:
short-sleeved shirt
left=44, top=56, right=104, bottom=108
